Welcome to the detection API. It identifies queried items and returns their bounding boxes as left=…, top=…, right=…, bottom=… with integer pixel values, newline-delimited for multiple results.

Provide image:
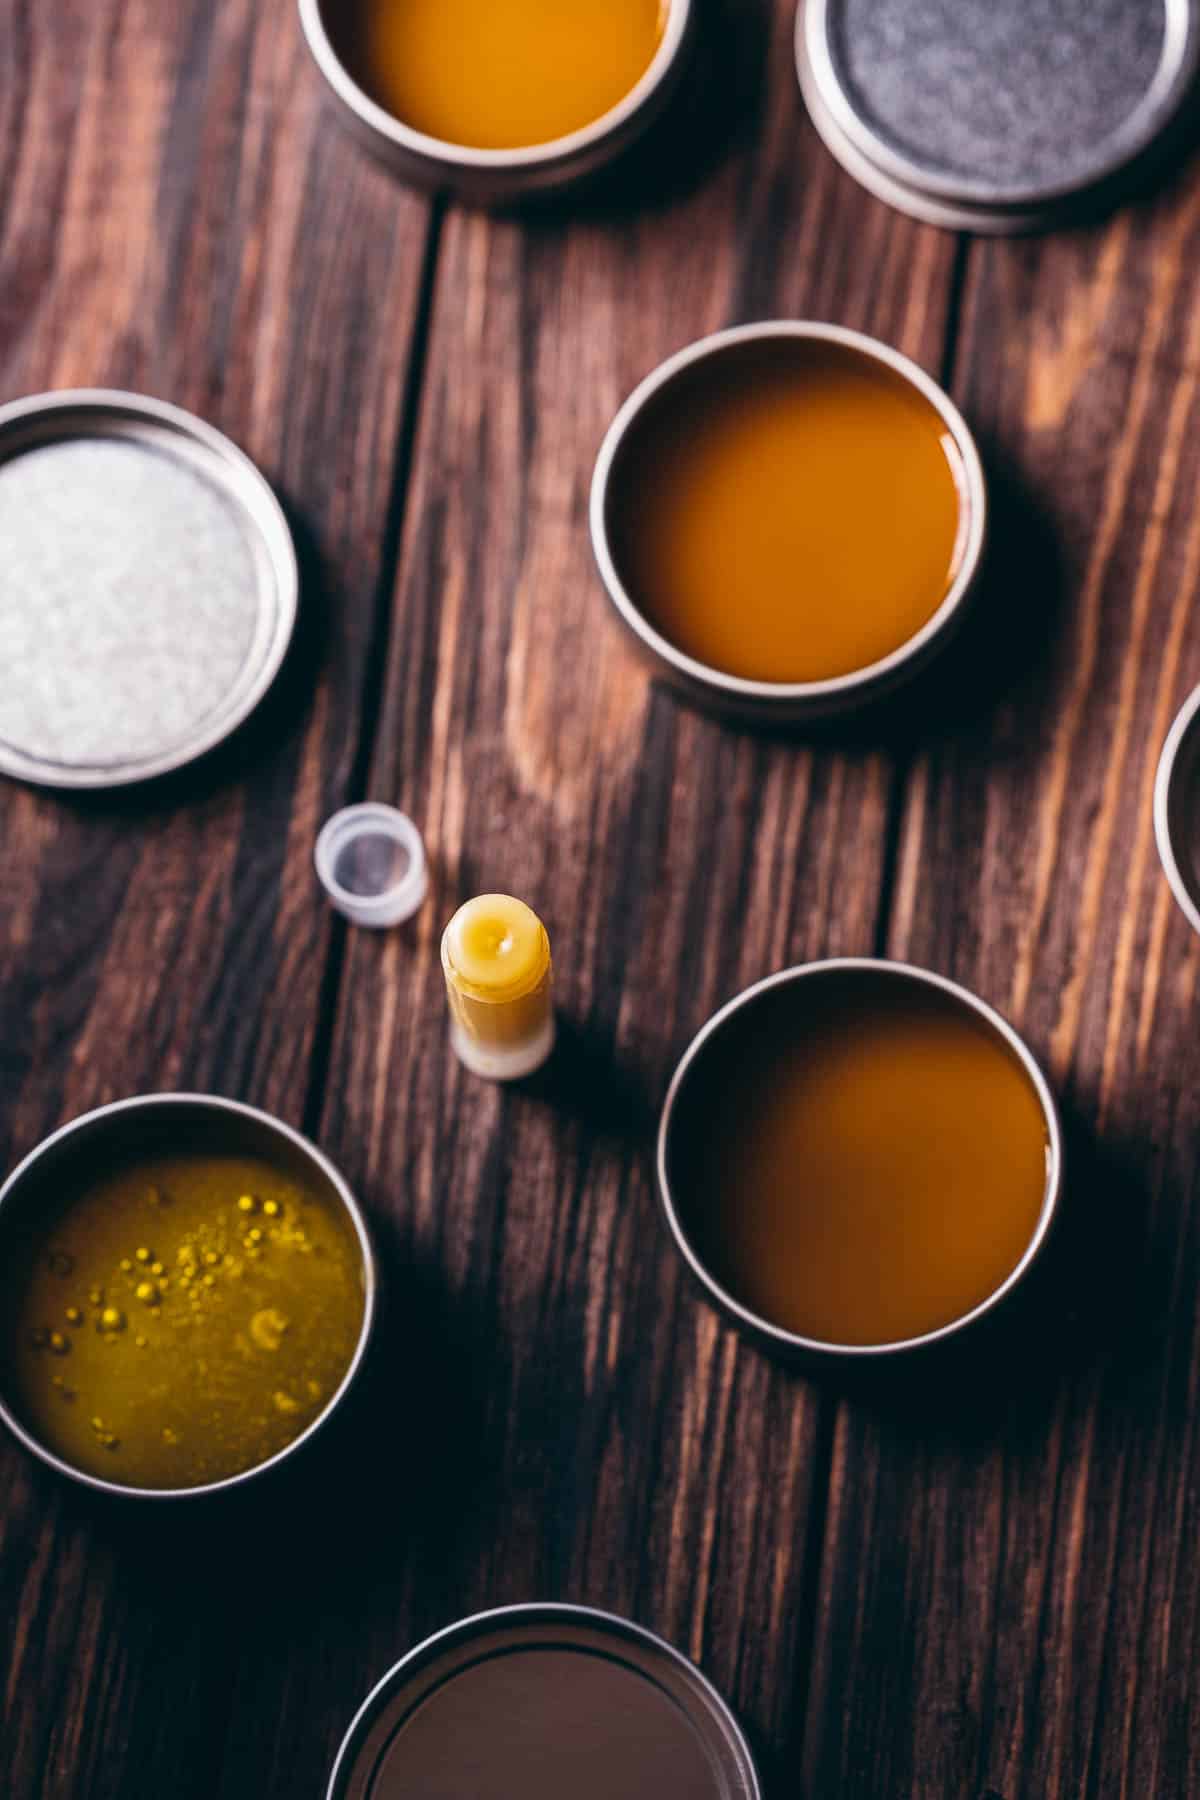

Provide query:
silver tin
left=797, top=44, right=1057, bottom=236
left=328, top=1603, right=762, bottom=1800
left=657, top=959, right=1063, bottom=1359
left=590, top=322, right=987, bottom=723
left=298, top=0, right=695, bottom=203
left=1155, top=684, right=1200, bottom=938
left=797, top=0, right=1200, bottom=234
left=0, top=391, right=298, bottom=789
left=0, top=1094, right=377, bottom=1499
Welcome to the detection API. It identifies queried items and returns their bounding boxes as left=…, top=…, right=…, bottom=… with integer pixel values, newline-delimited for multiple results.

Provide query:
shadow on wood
left=37, top=1248, right=488, bottom=1634
left=512, top=0, right=774, bottom=225
left=518, top=1011, right=658, bottom=1153
left=777, top=1095, right=1155, bottom=1450
left=881, top=435, right=1070, bottom=742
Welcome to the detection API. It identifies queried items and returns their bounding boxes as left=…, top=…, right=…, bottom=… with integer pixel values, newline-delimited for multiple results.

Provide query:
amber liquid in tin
left=3, top=1152, right=365, bottom=1487
left=671, top=971, right=1048, bottom=1346
left=337, top=0, right=666, bottom=150
left=608, top=338, right=968, bottom=684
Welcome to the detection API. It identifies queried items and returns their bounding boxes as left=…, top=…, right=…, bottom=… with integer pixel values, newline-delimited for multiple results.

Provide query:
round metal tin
left=0, top=390, right=298, bottom=789
left=328, top=1604, right=762, bottom=1800
left=590, top=321, right=987, bottom=723
left=797, top=0, right=1200, bottom=232
left=298, top=0, right=695, bottom=203
left=1155, top=683, right=1200, bottom=938
left=657, top=959, right=1063, bottom=1359
left=0, top=1093, right=377, bottom=1500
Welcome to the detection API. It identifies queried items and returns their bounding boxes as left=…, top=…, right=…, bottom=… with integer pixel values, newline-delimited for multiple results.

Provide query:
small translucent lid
left=314, top=804, right=428, bottom=928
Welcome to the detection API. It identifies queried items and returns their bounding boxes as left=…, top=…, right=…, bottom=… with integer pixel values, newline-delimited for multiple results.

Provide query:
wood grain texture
left=7, top=0, right=1200, bottom=1795
left=0, top=0, right=431, bottom=1794
left=310, top=1, right=959, bottom=1789
left=802, top=186, right=1200, bottom=1797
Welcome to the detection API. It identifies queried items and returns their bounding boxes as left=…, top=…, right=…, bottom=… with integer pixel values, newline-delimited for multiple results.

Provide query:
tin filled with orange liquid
left=300, top=0, right=694, bottom=200
left=592, top=323, right=986, bottom=721
left=658, top=961, right=1060, bottom=1356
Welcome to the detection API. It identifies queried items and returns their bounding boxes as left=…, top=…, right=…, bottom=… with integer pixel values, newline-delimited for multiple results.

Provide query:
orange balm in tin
left=337, top=0, right=667, bottom=151
left=592, top=323, right=986, bottom=721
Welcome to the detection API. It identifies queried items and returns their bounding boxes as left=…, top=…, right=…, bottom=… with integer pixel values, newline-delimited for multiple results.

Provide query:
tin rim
left=590, top=322, right=987, bottom=712
left=0, top=1093, right=377, bottom=1499
left=798, top=0, right=1200, bottom=212
left=796, top=42, right=1061, bottom=234
left=1154, top=684, right=1200, bottom=938
left=0, top=389, right=298, bottom=790
left=298, top=0, right=692, bottom=174
left=327, top=1602, right=762, bottom=1800
left=657, top=959, right=1063, bottom=1359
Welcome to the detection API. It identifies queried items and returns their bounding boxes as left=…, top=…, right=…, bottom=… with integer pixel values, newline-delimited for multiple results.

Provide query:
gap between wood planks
left=871, top=228, right=974, bottom=967
left=300, top=196, right=446, bottom=1143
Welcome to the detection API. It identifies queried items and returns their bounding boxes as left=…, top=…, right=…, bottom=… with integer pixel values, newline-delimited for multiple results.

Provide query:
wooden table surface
left=4, top=2, right=1200, bottom=1795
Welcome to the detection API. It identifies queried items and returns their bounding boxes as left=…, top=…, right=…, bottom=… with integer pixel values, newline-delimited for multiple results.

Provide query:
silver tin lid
left=328, top=1604, right=762, bottom=1800
left=0, top=390, right=298, bottom=788
left=797, top=0, right=1200, bottom=231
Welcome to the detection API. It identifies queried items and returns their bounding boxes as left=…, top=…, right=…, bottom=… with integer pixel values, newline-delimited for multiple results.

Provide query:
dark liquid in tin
left=670, top=969, right=1049, bottom=1346
left=358, top=1646, right=725, bottom=1798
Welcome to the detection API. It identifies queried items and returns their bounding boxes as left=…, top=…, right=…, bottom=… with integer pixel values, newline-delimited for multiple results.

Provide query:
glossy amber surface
left=608, top=337, right=968, bottom=684
left=671, top=971, right=1049, bottom=1346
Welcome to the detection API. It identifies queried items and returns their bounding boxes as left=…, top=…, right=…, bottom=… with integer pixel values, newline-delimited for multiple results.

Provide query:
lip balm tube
left=441, top=894, right=555, bottom=1081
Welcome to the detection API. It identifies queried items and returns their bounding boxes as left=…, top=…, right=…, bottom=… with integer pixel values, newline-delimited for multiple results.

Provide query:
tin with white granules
left=0, top=390, right=297, bottom=788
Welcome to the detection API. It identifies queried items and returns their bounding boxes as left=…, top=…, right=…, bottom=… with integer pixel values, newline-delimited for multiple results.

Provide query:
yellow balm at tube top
left=442, top=894, right=554, bottom=1080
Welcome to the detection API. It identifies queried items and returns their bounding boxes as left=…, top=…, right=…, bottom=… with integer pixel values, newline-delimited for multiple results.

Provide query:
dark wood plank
left=0, top=1, right=432, bottom=1794
left=802, top=183, right=1200, bottom=1796
left=310, top=0, right=962, bottom=1786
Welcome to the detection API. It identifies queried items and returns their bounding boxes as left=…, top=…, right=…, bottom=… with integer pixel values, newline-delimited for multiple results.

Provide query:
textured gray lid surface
left=0, top=392, right=297, bottom=788
left=808, top=0, right=1198, bottom=208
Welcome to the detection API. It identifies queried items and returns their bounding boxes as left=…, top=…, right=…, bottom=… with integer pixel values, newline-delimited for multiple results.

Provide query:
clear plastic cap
left=314, top=803, right=428, bottom=928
